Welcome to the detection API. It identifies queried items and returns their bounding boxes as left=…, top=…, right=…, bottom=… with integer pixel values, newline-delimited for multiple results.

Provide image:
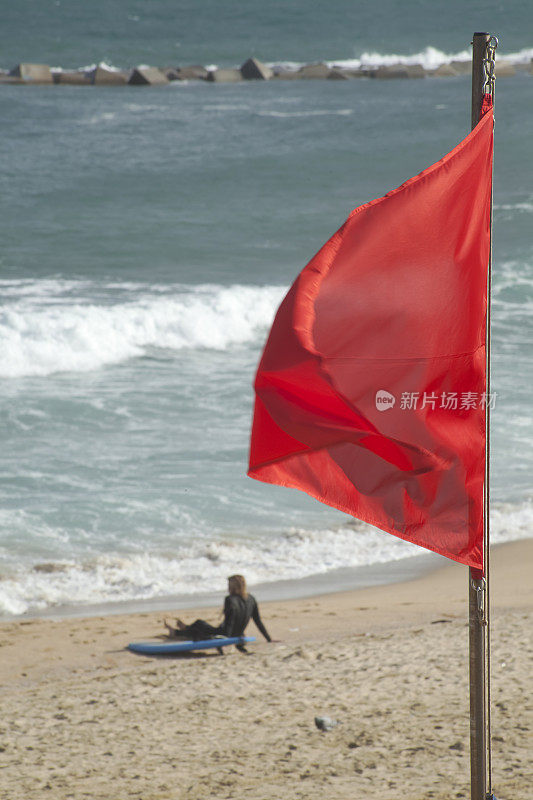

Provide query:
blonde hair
left=227, top=574, right=248, bottom=598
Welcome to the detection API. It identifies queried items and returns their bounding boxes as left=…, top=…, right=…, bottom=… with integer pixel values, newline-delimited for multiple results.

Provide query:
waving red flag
left=248, top=107, right=493, bottom=570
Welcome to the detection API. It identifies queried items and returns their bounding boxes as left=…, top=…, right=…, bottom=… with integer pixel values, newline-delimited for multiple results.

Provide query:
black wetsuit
left=177, top=594, right=271, bottom=641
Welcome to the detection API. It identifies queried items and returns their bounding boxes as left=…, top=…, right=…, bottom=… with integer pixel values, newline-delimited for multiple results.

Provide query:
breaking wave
left=0, top=522, right=405, bottom=615
left=272, top=46, right=533, bottom=72
left=0, top=280, right=286, bottom=378
left=47, top=46, right=533, bottom=76
left=0, top=500, right=531, bottom=617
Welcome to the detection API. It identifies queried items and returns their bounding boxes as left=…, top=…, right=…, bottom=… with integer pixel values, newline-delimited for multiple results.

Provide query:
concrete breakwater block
left=128, top=67, right=169, bottom=86
left=495, top=61, right=516, bottom=77
left=0, top=75, right=26, bottom=84
left=53, top=71, right=92, bottom=85
left=327, top=69, right=350, bottom=80
left=175, top=65, right=209, bottom=80
left=272, top=69, right=301, bottom=80
left=405, top=64, right=426, bottom=78
left=161, top=67, right=180, bottom=81
left=432, top=63, right=460, bottom=77
left=9, top=63, right=53, bottom=83
left=91, top=66, right=129, bottom=85
left=206, top=68, right=243, bottom=83
left=342, top=69, right=367, bottom=78
left=240, top=58, right=273, bottom=80
left=372, top=64, right=426, bottom=79
left=297, top=63, right=332, bottom=79
left=449, top=60, right=471, bottom=75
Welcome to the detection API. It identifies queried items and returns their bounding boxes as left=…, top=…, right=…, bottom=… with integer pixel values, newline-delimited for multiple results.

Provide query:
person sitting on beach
left=164, top=574, right=272, bottom=645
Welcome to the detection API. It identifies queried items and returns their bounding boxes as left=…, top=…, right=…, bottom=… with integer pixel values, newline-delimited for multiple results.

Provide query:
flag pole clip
left=470, top=576, right=487, bottom=625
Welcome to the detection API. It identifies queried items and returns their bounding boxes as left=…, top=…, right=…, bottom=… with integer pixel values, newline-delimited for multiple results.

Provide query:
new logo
left=375, top=389, right=396, bottom=411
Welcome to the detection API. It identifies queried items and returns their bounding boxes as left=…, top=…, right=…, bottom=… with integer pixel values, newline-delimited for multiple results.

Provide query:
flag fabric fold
left=248, top=107, right=494, bottom=570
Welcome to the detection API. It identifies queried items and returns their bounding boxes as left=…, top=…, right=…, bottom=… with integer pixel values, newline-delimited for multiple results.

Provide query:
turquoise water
left=0, top=2, right=532, bottom=616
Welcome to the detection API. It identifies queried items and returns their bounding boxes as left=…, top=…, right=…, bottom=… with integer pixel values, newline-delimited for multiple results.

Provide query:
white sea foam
left=504, top=47, right=533, bottom=64
left=491, top=501, right=533, bottom=543
left=269, top=46, right=533, bottom=73
left=203, top=104, right=251, bottom=112
left=494, top=202, right=533, bottom=213
left=0, top=500, right=531, bottom=617
left=327, top=46, right=471, bottom=71
left=86, top=111, right=117, bottom=125
left=257, top=109, right=353, bottom=118
left=79, top=60, right=123, bottom=73
left=0, top=278, right=91, bottom=298
left=125, top=103, right=164, bottom=113
left=0, top=282, right=286, bottom=378
left=268, top=61, right=302, bottom=72
left=0, top=524, right=420, bottom=616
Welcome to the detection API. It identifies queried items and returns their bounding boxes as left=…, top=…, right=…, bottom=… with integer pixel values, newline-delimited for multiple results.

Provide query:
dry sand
left=0, top=539, right=531, bottom=800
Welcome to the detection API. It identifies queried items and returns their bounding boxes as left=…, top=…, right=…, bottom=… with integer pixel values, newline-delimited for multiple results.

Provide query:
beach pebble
left=282, top=646, right=313, bottom=661
left=314, top=715, right=339, bottom=731
left=449, top=741, right=464, bottom=751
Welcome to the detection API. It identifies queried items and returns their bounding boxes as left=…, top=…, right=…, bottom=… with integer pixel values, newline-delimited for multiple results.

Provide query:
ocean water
left=1, top=1, right=532, bottom=617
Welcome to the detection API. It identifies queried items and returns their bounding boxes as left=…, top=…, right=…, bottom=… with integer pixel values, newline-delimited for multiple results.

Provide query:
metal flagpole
left=469, top=31, right=497, bottom=800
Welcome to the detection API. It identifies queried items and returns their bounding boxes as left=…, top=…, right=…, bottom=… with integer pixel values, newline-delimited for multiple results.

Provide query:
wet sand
left=0, top=539, right=531, bottom=799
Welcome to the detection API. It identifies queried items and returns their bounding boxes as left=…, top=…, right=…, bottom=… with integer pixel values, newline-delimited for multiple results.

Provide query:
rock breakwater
left=1, top=55, right=531, bottom=87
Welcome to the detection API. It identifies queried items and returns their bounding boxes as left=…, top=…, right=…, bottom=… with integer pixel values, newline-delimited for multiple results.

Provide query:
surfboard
left=127, top=636, right=255, bottom=655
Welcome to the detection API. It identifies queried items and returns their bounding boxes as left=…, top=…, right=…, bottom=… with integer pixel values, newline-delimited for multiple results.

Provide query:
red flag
left=248, top=107, right=493, bottom=570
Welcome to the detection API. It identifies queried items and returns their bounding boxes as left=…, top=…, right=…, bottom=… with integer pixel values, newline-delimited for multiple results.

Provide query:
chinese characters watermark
left=375, top=390, right=497, bottom=412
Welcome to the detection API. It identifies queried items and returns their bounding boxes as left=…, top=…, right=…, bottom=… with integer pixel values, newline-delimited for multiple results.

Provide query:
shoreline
left=3, top=535, right=530, bottom=623
left=12, top=547, right=445, bottom=623
left=0, top=538, right=530, bottom=800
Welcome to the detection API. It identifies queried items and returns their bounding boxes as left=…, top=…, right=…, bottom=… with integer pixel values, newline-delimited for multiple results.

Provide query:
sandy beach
left=0, top=539, right=531, bottom=800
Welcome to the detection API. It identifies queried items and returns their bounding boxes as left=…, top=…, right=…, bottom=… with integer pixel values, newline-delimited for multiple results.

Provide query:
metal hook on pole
left=482, top=36, right=498, bottom=99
